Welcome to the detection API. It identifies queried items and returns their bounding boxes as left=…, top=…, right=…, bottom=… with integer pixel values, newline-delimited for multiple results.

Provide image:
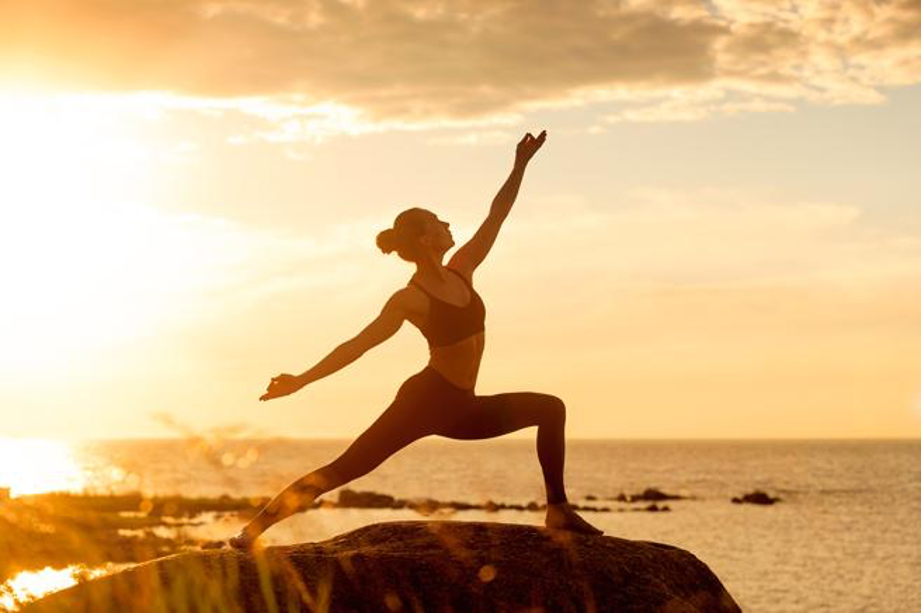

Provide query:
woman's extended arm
left=298, top=341, right=364, bottom=386
left=259, top=291, right=408, bottom=401
left=448, top=130, right=547, bottom=275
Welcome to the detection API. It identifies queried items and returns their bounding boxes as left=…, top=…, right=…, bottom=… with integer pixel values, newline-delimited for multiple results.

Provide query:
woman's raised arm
left=449, top=130, right=547, bottom=276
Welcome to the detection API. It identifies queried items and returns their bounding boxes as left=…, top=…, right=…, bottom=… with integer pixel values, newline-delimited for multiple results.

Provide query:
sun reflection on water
left=0, top=565, right=118, bottom=611
left=0, top=438, right=85, bottom=497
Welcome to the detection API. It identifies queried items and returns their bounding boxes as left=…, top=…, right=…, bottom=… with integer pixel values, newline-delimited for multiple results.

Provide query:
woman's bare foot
left=544, top=502, right=604, bottom=535
left=228, top=528, right=260, bottom=550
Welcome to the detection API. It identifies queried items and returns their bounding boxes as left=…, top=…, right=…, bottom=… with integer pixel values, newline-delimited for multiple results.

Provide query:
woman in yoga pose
left=229, top=130, right=602, bottom=548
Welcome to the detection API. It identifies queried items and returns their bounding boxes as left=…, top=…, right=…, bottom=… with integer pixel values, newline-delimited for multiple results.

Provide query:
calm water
left=39, top=439, right=922, bottom=611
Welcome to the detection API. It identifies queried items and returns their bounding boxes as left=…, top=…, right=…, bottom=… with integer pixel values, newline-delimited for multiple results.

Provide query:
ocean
left=5, top=438, right=921, bottom=612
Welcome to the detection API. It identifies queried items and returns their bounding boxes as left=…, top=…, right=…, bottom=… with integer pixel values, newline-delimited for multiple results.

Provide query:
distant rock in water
left=732, top=490, right=781, bottom=505
left=640, top=503, right=671, bottom=512
left=27, top=521, right=741, bottom=613
left=610, top=488, right=688, bottom=503
left=336, top=489, right=400, bottom=509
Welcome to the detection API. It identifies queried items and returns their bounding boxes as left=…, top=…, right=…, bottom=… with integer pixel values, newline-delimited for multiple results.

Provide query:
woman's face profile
left=421, top=212, right=454, bottom=252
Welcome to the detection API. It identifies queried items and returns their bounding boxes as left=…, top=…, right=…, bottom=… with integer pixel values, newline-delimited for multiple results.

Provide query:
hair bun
left=376, top=228, right=397, bottom=254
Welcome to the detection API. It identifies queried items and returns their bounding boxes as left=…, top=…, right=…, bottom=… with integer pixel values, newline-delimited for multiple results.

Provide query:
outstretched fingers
left=259, top=373, right=301, bottom=401
left=260, top=376, right=281, bottom=401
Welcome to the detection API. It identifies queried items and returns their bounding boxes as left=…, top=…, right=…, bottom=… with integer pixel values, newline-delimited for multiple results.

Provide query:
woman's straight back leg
left=233, top=370, right=439, bottom=544
left=322, top=390, right=434, bottom=486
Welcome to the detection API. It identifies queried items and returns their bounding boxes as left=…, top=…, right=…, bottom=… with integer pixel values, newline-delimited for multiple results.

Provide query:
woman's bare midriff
left=427, top=332, right=485, bottom=390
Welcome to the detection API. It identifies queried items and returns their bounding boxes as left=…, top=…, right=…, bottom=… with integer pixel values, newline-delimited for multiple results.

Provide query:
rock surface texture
left=27, top=521, right=741, bottom=612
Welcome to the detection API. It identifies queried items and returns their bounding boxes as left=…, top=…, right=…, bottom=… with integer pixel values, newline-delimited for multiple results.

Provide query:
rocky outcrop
left=28, top=521, right=741, bottom=613
left=335, top=489, right=614, bottom=513
left=732, top=490, right=781, bottom=505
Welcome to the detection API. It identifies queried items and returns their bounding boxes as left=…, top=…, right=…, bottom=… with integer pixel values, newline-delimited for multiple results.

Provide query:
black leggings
left=323, top=365, right=569, bottom=504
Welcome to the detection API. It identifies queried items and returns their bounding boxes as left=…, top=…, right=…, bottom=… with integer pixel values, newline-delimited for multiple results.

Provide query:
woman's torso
left=404, top=267, right=485, bottom=390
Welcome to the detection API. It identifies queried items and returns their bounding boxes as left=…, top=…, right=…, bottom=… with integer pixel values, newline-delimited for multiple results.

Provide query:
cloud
left=0, top=0, right=917, bottom=131
left=500, top=186, right=919, bottom=293
left=426, top=129, right=516, bottom=146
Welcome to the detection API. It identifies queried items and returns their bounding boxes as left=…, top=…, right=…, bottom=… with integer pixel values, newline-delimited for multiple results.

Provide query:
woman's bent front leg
left=437, top=390, right=603, bottom=536
left=438, top=391, right=568, bottom=504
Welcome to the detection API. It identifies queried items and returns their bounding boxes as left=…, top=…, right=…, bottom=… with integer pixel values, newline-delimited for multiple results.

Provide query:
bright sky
left=0, top=0, right=919, bottom=440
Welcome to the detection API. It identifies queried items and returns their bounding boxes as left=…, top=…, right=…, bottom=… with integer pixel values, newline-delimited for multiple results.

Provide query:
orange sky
left=0, top=0, right=919, bottom=439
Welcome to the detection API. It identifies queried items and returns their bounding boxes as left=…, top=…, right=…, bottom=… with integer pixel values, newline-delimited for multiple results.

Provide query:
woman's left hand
left=260, top=373, right=303, bottom=401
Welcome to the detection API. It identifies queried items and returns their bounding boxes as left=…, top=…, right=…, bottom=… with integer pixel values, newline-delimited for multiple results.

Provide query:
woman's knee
left=504, top=392, right=565, bottom=427
left=540, top=394, right=566, bottom=425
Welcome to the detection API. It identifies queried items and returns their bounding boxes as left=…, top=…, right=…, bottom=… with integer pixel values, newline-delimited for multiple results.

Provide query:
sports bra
left=410, top=267, right=486, bottom=349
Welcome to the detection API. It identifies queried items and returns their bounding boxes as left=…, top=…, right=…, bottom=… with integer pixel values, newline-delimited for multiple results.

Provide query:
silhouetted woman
left=229, top=130, right=602, bottom=548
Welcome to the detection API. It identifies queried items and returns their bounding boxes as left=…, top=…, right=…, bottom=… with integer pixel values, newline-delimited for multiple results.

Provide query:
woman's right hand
left=260, top=373, right=304, bottom=401
left=514, top=130, right=547, bottom=167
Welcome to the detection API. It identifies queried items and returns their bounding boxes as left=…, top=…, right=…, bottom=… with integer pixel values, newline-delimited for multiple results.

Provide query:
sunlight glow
left=0, top=91, right=164, bottom=372
left=0, top=438, right=85, bottom=496
left=0, top=90, right=254, bottom=378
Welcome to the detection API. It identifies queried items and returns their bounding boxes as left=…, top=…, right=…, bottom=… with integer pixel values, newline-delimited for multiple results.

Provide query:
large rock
left=27, top=521, right=741, bottom=612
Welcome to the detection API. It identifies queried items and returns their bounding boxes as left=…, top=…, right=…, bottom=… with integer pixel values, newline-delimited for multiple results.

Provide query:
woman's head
left=376, top=207, right=453, bottom=263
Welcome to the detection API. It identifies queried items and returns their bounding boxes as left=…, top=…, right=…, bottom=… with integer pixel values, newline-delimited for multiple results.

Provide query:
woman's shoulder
left=398, top=283, right=429, bottom=312
left=445, top=258, right=475, bottom=286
